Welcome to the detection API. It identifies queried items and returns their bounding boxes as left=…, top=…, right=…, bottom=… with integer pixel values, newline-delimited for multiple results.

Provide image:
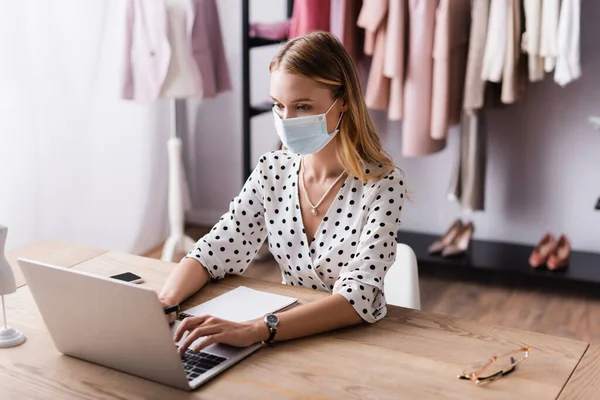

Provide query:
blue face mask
left=273, top=99, right=343, bottom=155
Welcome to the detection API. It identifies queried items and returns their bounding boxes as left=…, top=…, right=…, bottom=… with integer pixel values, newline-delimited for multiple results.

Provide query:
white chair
left=384, top=243, right=421, bottom=310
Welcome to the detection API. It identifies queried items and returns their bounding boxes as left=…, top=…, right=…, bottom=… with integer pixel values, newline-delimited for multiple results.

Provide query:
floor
left=145, top=226, right=600, bottom=345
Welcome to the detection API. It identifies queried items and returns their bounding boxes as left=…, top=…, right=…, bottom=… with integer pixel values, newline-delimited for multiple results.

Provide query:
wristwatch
left=163, top=304, right=180, bottom=315
left=263, top=313, right=280, bottom=344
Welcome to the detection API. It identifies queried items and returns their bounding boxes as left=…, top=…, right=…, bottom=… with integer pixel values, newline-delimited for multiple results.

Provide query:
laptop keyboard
left=181, top=349, right=228, bottom=381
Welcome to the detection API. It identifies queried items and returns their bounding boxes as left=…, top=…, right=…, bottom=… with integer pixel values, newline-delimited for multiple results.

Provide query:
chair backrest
left=384, top=243, right=421, bottom=310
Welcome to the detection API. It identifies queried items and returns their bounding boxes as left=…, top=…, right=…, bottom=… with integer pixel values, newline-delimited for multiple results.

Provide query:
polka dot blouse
left=185, top=150, right=406, bottom=323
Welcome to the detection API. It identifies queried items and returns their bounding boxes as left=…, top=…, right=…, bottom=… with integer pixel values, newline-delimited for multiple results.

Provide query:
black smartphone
left=110, top=272, right=144, bottom=284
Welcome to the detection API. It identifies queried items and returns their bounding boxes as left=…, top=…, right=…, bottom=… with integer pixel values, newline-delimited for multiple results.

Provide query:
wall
left=187, top=0, right=600, bottom=253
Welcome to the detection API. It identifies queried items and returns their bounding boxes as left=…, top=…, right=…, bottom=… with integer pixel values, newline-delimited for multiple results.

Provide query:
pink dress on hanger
left=383, top=0, right=407, bottom=121
left=402, top=0, right=445, bottom=157
left=330, top=0, right=363, bottom=63
left=357, top=0, right=389, bottom=111
left=288, top=0, right=331, bottom=38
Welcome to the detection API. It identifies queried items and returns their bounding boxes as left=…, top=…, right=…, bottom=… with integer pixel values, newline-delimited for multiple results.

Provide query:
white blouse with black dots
left=185, top=150, right=406, bottom=323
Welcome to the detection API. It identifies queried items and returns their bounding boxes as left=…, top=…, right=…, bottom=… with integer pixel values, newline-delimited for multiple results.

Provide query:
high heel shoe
left=441, top=222, right=474, bottom=257
left=428, top=220, right=463, bottom=254
left=529, top=233, right=555, bottom=268
left=547, top=235, right=570, bottom=270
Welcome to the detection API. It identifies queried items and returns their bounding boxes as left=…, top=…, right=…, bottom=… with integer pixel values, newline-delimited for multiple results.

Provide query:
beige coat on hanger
left=463, top=0, right=490, bottom=111
left=501, top=0, right=523, bottom=104
left=430, top=0, right=471, bottom=140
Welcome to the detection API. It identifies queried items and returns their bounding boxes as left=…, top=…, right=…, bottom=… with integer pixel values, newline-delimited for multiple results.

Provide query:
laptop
left=17, top=258, right=264, bottom=390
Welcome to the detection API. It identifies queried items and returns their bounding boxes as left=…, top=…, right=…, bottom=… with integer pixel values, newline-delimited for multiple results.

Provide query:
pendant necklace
left=300, top=157, right=346, bottom=216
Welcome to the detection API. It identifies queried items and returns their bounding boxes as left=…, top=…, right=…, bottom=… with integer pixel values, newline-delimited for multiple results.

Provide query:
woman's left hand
left=174, top=315, right=268, bottom=354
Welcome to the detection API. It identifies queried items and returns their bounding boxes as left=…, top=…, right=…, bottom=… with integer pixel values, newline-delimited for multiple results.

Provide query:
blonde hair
left=269, top=31, right=395, bottom=182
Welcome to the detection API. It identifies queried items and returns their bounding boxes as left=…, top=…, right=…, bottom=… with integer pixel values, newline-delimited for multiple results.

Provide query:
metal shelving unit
left=241, top=0, right=294, bottom=183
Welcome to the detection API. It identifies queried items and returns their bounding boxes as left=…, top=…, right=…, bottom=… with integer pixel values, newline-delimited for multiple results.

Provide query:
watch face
left=266, top=314, right=279, bottom=325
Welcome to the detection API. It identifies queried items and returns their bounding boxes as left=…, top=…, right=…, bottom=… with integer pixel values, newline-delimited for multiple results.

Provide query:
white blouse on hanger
left=523, top=0, right=545, bottom=82
left=540, top=0, right=560, bottom=73
left=481, top=0, right=507, bottom=82
left=554, top=0, right=581, bottom=86
left=185, top=150, right=406, bottom=323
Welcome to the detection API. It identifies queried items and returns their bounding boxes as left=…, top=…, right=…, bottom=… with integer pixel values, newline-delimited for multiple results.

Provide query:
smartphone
left=110, top=272, right=144, bottom=284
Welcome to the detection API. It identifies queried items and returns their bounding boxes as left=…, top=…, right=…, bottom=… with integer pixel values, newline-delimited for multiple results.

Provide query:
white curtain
left=0, top=0, right=169, bottom=253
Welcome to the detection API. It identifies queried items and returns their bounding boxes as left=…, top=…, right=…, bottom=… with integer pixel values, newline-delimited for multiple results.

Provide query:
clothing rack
left=238, top=1, right=600, bottom=294
left=241, top=0, right=294, bottom=184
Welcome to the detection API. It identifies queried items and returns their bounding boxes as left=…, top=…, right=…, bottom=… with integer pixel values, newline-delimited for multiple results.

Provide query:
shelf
left=397, top=231, right=600, bottom=294
left=249, top=101, right=273, bottom=118
left=249, top=36, right=287, bottom=49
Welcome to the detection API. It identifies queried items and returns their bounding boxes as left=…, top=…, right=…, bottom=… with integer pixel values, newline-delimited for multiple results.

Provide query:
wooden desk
left=2, top=248, right=593, bottom=399
left=5, top=240, right=107, bottom=288
left=558, top=344, right=600, bottom=399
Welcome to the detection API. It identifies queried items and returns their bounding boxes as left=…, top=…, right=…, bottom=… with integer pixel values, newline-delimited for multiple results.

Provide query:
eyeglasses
left=458, top=347, right=530, bottom=384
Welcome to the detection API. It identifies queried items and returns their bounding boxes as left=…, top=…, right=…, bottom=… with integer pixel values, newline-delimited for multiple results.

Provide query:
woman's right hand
left=160, top=299, right=179, bottom=324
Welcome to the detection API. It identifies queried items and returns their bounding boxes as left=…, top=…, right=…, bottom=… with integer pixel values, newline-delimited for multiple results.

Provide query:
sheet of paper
left=183, top=286, right=298, bottom=322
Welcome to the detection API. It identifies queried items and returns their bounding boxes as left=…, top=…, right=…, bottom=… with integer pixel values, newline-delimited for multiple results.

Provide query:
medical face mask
left=273, top=99, right=343, bottom=155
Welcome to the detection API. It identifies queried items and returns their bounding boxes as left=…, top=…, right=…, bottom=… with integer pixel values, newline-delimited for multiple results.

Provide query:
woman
left=160, top=31, right=406, bottom=354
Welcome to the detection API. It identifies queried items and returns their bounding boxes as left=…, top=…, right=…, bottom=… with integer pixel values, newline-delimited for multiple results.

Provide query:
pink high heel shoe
left=546, top=235, right=570, bottom=270
left=529, top=233, right=555, bottom=268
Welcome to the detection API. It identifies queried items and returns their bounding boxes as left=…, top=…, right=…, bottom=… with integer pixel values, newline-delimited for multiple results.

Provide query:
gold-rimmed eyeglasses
left=458, top=347, right=531, bottom=384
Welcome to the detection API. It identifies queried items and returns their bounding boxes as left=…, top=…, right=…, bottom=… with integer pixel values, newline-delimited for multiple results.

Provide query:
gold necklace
left=300, top=157, right=347, bottom=216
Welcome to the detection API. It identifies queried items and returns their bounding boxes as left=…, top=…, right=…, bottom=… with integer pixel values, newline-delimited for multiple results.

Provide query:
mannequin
left=122, top=0, right=232, bottom=260
left=0, top=225, right=26, bottom=348
left=160, top=0, right=202, bottom=98
left=160, top=0, right=199, bottom=261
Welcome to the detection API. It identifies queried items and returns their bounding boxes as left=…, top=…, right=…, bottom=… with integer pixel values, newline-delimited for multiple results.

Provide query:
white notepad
left=184, top=286, right=298, bottom=322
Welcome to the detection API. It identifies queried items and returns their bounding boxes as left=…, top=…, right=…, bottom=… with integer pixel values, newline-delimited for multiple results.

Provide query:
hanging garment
left=330, top=0, right=364, bottom=64
left=122, top=0, right=231, bottom=102
left=481, top=0, right=507, bottom=83
left=522, top=0, right=544, bottom=82
left=383, top=0, right=407, bottom=121
left=160, top=0, right=203, bottom=98
left=554, top=0, right=581, bottom=87
left=463, top=0, right=490, bottom=111
left=357, top=0, right=389, bottom=111
left=343, top=0, right=365, bottom=65
left=288, top=0, right=330, bottom=39
left=331, top=0, right=344, bottom=38
left=540, top=0, right=560, bottom=73
left=456, top=0, right=491, bottom=212
left=357, top=0, right=388, bottom=33
left=501, top=0, right=524, bottom=104
left=430, top=0, right=471, bottom=140
left=249, top=20, right=290, bottom=41
left=447, top=110, right=486, bottom=212
left=402, top=0, right=445, bottom=157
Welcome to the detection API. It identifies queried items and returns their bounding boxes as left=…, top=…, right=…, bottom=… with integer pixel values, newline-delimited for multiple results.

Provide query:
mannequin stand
left=0, top=295, right=25, bottom=348
left=161, top=100, right=196, bottom=262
